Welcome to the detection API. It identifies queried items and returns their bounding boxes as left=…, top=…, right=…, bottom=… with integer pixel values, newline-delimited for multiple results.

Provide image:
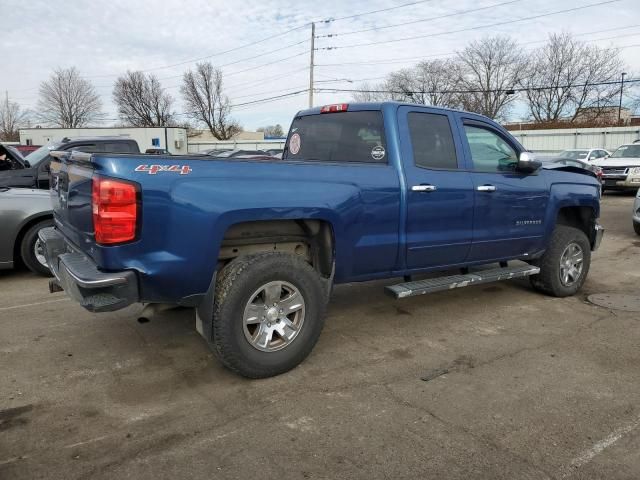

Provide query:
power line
left=325, top=0, right=437, bottom=23
left=84, top=24, right=311, bottom=78
left=317, top=0, right=523, bottom=38
left=318, top=0, right=623, bottom=50
left=314, top=27, right=640, bottom=68
left=315, top=78, right=640, bottom=96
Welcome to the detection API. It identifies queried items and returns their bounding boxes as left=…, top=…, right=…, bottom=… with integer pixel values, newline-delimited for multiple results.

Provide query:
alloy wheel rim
left=559, top=242, right=584, bottom=287
left=242, top=281, right=306, bottom=352
left=34, top=238, right=48, bottom=268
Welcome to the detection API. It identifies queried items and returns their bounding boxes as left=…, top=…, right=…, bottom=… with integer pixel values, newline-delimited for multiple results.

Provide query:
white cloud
left=2, top=0, right=639, bottom=128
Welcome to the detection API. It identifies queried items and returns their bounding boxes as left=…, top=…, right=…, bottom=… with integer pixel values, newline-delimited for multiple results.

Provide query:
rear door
left=398, top=106, right=474, bottom=270
left=457, top=117, right=549, bottom=262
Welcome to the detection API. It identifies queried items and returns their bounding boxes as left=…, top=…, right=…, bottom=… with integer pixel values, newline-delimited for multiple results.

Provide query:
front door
left=457, top=117, right=549, bottom=262
left=399, top=106, right=474, bottom=270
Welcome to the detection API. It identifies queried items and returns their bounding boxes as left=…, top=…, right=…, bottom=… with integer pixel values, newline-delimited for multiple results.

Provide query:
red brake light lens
left=320, top=103, right=349, bottom=113
left=92, top=176, right=138, bottom=244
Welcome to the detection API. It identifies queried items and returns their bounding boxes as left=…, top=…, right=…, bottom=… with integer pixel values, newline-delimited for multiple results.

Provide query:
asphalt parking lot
left=1, top=193, right=639, bottom=480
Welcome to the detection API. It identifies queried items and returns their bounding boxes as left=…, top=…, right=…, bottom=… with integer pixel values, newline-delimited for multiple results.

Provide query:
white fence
left=186, top=127, right=640, bottom=156
left=188, top=140, right=286, bottom=153
left=510, top=126, right=640, bottom=155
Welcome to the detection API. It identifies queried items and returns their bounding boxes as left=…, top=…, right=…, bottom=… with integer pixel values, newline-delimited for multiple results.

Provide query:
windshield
left=611, top=144, right=640, bottom=158
left=25, top=141, right=62, bottom=167
left=558, top=150, right=588, bottom=160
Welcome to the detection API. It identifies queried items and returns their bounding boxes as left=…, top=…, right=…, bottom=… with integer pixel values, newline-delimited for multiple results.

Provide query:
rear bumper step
left=386, top=263, right=540, bottom=299
left=39, top=227, right=139, bottom=312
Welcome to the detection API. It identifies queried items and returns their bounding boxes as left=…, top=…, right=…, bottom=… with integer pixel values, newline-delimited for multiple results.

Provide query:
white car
left=554, top=148, right=610, bottom=162
left=592, top=144, right=640, bottom=192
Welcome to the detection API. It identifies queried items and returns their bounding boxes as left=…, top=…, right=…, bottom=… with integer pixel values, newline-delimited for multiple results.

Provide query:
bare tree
left=113, top=71, right=174, bottom=127
left=37, top=67, right=102, bottom=127
left=351, top=82, right=396, bottom=102
left=181, top=62, right=241, bottom=140
left=0, top=96, right=29, bottom=141
left=384, top=59, right=462, bottom=107
left=257, top=124, right=284, bottom=137
left=522, top=33, right=625, bottom=123
left=456, top=36, right=525, bottom=120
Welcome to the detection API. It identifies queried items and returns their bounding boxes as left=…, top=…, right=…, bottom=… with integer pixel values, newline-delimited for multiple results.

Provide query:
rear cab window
left=283, top=110, right=387, bottom=164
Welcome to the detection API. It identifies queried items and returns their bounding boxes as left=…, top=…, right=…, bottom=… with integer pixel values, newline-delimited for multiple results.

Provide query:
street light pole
left=618, top=72, right=627, bottom=124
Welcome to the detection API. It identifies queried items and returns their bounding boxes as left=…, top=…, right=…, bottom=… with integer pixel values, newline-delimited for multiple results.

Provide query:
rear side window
left=407, top=112, right=458, bottom=169
left=283, top=111, right=387, bottom=163
left=104, top=142, right=138, bottom=153
left=69, top=144, right=101, bottom=153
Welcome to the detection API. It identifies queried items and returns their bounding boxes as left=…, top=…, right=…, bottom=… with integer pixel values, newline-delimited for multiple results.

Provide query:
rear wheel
left=20, top=219, right=54, bottom=276
left=212, top=252, right=329, bottom=378
left=634, top=221, right=640, bottom=236
left=530, top=225, right=591, bottom=297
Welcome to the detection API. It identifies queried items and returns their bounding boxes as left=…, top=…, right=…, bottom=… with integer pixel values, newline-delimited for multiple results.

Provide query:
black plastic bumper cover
left=38, top=227, right=139, bottom=312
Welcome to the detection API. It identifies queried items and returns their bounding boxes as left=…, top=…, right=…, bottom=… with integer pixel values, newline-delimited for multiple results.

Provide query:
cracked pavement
left=1, top=192, right=640, bottom=479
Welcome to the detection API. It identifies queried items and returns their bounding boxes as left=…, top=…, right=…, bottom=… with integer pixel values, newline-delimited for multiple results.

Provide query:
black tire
left=20, top=219, right=54, bottom=276
left=529, top=225, right=591, bottom=297
left=634, top=221, right=640, bottom=236
left=212, top=252, right=329, bottom=378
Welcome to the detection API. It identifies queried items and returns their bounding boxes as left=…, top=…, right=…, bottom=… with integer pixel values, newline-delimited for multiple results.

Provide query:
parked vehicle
left=552, top=148, right=610, bottom=162
left=41, top=102, right=604, bottom=378
left=0, top=137, right=140, bottom=189
left=0, top=187, right=53, bottom=276
left=265, top=148, right=284, bottom=156
left=633, top=188, right=640, bottom=235
left=207, top=149, right=267, bottom=158
left=15, top=145, right=40, bottom=156
left=145, top=148, right=170, bottom=155
left=592, top=143, right=640, bottom=192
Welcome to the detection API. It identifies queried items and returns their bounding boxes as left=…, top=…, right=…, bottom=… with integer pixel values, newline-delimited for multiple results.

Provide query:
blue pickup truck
left=41, top=102, right=604, bottom=378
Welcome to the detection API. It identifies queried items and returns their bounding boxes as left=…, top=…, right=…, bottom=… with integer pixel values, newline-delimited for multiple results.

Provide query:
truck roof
left=296, top=101, right=470, bottom=117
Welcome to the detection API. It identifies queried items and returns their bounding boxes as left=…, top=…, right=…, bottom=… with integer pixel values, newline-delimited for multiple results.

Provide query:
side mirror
left=517, top=151, right=542, bottom=173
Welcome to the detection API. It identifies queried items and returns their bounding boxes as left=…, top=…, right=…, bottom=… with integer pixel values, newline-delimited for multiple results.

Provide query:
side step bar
left=386, top=263, right=540, bottom=299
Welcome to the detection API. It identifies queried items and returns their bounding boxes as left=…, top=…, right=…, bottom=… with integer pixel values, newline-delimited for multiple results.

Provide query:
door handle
left=476, top=185, right=496, bottom=192
left=411, top=184, right=437, bottom=192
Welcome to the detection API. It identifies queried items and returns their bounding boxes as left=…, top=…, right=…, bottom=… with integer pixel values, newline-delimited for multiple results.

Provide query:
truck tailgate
left=49, top=151, right=96, bottom=254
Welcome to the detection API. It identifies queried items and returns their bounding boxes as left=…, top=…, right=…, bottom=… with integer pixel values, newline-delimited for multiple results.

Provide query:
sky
left=1, top=0, right=639, bottom=132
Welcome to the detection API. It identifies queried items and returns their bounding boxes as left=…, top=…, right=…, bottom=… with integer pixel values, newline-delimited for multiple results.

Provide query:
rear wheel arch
left=217, top=218, right=336, bottom=278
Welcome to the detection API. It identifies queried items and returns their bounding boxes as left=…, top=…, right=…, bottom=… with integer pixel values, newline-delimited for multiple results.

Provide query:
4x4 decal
left=135, top=165, right=192, bottom=175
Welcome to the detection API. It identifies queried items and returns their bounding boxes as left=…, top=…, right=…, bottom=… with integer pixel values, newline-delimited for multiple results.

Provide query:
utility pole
left=309, top=22, right=315, bottom=108
left=618, top=72, right=627, bottom=124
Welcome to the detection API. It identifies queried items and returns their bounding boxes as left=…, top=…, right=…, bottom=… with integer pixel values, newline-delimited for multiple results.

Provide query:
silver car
left=0, top=187, right=53, bottom=275
left=633, top=188, right=640, bottom=236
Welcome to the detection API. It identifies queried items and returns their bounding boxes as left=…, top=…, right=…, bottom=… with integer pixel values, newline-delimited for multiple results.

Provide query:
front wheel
left=212, top=252, right=329, bottom=378
left=634, top=221, right=640, bottom=236
left=530, top=225, right=591, bottom=297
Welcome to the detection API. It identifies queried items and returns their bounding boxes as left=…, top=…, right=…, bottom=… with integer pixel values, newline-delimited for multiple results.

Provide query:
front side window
left=407, top=112, right=458, bottom=169
left=611, top=145, right=640, bottom=158
left=283, top=111, right=387, bottom=164
left=464, top=125, right=518, bottom=172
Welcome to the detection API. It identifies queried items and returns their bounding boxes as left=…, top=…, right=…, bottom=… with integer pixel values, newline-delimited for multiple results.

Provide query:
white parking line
left=0, top=298, right=69, bottom=312
left=561, top=415, right=640, bottom=477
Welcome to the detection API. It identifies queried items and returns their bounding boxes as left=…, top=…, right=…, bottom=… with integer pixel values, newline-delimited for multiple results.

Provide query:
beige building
left=574, top=107, right=632, bottom=125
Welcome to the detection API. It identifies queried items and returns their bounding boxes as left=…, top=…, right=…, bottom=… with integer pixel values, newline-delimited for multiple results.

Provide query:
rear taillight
left=92, top=176, right=138, bottom=244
